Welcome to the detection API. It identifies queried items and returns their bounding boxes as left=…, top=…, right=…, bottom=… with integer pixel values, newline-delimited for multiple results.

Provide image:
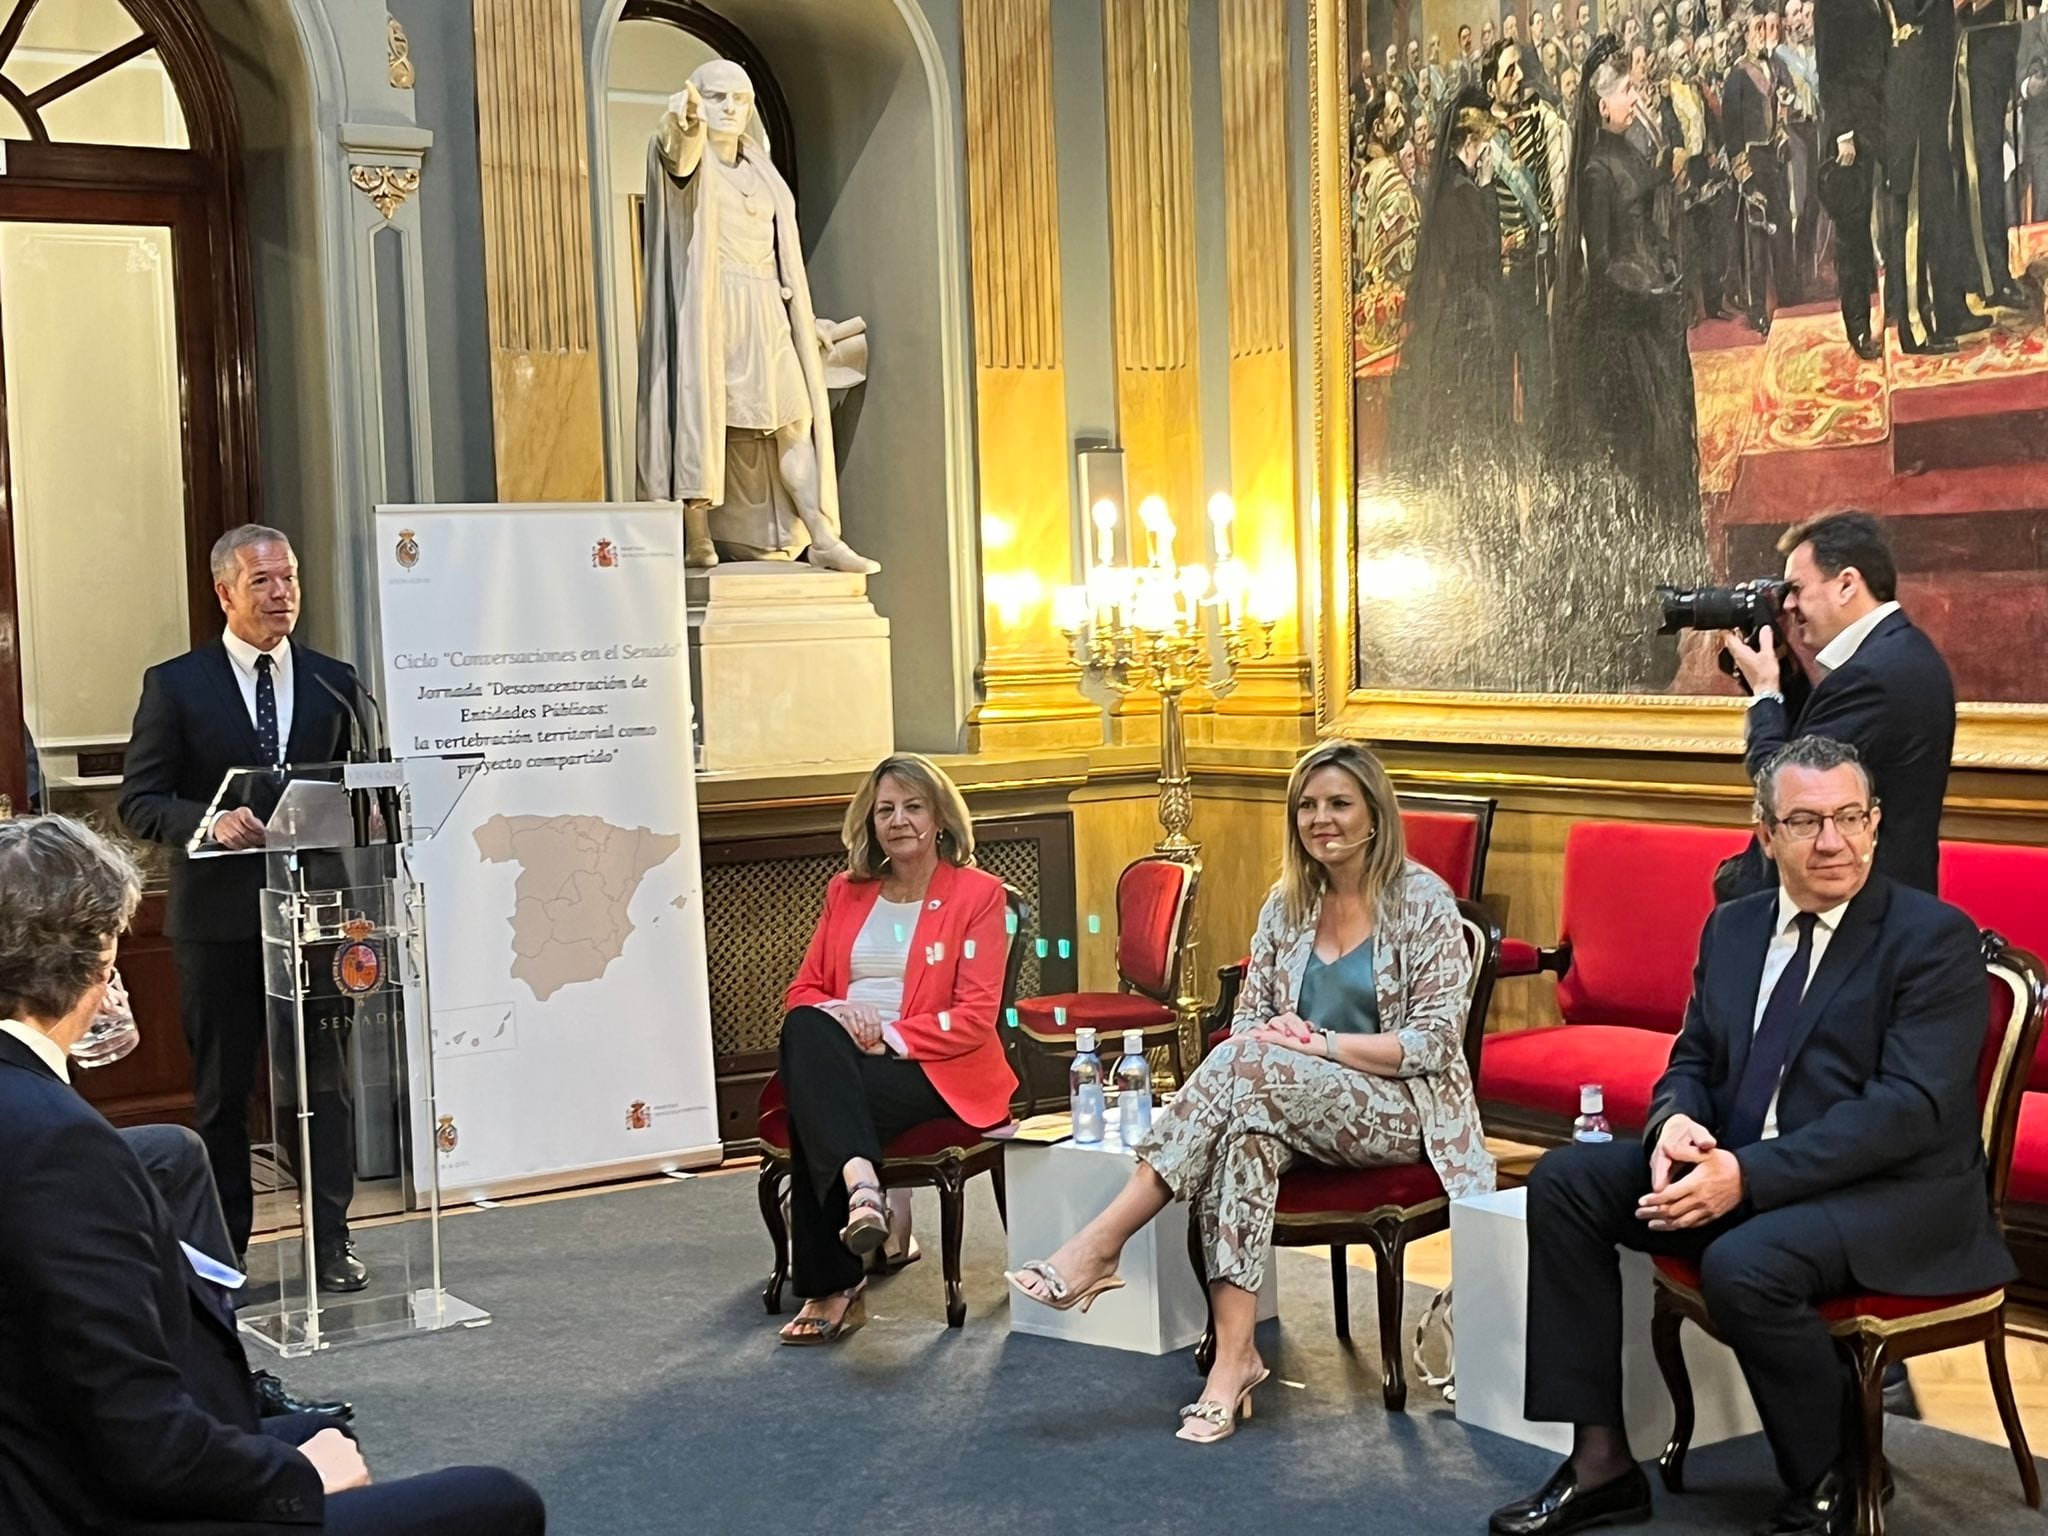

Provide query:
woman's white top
left=845, top=897, right=920, bottom=1029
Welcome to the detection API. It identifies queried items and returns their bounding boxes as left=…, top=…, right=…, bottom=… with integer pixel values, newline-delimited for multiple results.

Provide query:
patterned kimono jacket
left=1231, top=859, right=1496, bottom=1198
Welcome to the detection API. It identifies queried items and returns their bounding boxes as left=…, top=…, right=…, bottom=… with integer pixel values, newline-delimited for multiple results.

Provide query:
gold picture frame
left=1305, top=0, right=2048, bottom=768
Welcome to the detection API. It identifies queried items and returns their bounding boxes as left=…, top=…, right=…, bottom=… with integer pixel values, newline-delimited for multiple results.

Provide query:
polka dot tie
left=254, top=652, right=280, bottom=766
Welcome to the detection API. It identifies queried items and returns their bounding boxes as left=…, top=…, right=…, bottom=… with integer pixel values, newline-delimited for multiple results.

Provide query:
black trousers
left=122, top=1123, right=240, bottom=1271
left=779, top=1006, right=948, bottom=1298
left=176, top=939, right=356, bottom=1258
left=1501, top=263, right=1552, bottom=436
left=1524, top=1138, right=1856, bottom=1491
left=1961, top=27, right=2020, bottom=297
left=261, top=1422, right=546, bottom=1536
left=1819, top=155, right=1877, bottom=343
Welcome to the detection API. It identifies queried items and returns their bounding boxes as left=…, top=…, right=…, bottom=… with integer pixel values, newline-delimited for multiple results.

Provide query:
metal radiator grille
left=703, top=839, right=1045, bottom=1060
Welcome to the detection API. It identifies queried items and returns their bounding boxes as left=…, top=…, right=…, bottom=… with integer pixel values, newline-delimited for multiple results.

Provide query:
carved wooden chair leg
left=758, top=1158, right=789, bottom=1315
left=1370, top=1220, right=1409, bottom=1411
left=1986, top=1313, right=2042, bottom=1508
left=1649, top=1298, right=1694, bottom=1493
left=1329, top=1244, right=1351, bottom=1341
left=1188, top=1204, right=1216, bottom=1374
left=1849, top=1335, right=1889, bottom=1536
left=990, top=1155, right=1008, bottom=1230
left=936, top=1163, right=968, bottom=1328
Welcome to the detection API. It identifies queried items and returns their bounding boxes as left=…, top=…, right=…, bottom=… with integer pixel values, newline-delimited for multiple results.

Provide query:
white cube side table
left=1003, top=1131, right=1279, bottom=1355
left=1452, top=1186, right=1762, bottom=1462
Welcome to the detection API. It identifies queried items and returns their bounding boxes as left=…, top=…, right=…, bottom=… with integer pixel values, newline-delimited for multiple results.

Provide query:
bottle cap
left=1123, top=1030, right=1146, bottom=1056
left=1579, top=1083, right=1604, bottom=1114
left=1075, top=1026, right=1098, bottom=1052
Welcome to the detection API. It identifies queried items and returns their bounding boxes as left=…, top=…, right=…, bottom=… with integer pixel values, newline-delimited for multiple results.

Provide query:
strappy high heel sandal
left=838, top=1181, right=889, bottom=1257
left=1004, top=1258, right=1125, bottom=1313
left=1175, top=1367, right=1271, bottom=1444
left=777, top=1284, right=867, bottom=1347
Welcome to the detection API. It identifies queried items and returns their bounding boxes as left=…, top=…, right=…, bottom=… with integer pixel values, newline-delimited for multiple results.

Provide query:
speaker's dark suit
left=119, top=639, right=363, bottom=1256
left=0, top=1032, right=544, bottom=1536
left=1524, top=877, right=2009, bottom=1489
left=1736, top=608, right=1956, bottom=896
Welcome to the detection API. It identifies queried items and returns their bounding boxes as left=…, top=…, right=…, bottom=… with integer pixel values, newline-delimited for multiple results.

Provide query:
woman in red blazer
left=776, top=753, right=1016, bottom=1344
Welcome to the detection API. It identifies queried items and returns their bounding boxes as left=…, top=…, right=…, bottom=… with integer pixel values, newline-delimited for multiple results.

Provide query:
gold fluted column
left=1104, top=0, right=1203, bottom=529
left=962, top=0, right=1100, bottom=751
left=1216, top=0, right=1311, bottom=740
left=473, top=0, right=605, bottom=501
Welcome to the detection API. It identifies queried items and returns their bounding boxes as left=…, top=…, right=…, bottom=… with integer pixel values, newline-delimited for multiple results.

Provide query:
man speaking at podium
left=120, top=525, right=370, bottom=1293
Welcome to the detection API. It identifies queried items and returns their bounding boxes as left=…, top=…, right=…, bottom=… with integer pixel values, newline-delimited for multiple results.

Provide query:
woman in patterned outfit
left=1009, top=740, right=1494, bottom=1440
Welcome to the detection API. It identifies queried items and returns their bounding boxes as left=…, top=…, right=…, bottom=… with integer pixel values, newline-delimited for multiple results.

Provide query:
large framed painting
left=1308, top=0, right=2048, bottom=764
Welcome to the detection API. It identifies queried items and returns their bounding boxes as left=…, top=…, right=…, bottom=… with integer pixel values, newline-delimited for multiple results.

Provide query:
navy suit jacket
left=0, top=1032, right=324, bottom=1533
left=1646, top=877, right=2014, bottom=1296
left=1741, top=608, right=1956, bottom=895
left=119, top=638, right=362, bottom=943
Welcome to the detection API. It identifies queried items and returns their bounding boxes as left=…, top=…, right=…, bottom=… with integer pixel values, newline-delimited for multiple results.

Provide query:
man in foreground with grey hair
left=1492, top=735, right=2012, bottom=1536
left=119, top=523, right=371, bottom=1292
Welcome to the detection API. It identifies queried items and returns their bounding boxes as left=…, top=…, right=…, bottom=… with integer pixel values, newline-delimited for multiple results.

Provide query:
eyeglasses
left=1766, top=804, right=1877, bottom=841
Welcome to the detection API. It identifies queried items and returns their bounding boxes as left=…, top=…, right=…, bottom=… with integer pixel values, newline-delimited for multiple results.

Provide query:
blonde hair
left=1278, top=740, right=1408, bottom=927
left=841, top=753, right=976, bottom=881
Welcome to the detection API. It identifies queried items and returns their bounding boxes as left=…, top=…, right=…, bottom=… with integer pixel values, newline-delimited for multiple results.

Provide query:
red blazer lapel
left=899, top=861, right=960, bottom=1018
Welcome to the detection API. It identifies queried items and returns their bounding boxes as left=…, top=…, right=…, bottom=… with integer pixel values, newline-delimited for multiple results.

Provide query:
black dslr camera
left=1655, top=578, right=1790, bottom=644
left=1655, top=578, right=1794, bottom=684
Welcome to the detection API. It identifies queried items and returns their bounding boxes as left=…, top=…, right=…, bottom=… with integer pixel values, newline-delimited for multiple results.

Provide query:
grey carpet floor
left=273, top=1171, right=2047, bottom=1536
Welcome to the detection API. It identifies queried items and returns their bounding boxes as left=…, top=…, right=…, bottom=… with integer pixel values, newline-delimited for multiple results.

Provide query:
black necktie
left=1726, top=911, right=1818, bottom=1149
left=254, top=652, right=280, bottom=765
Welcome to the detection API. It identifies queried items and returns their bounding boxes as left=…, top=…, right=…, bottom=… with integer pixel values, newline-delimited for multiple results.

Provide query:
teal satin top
left=1296, top=936, right=1381, bottom=1035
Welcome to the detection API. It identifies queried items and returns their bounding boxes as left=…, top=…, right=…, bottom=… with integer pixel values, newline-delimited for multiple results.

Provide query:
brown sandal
left=838, top=1181, right=889, bottom=1257
left=778, top=1285, right=867, bottom=1347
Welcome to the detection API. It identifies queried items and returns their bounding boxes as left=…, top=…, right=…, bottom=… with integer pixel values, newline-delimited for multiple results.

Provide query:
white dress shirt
left=0, top=1019, right=69, bottom=1082
left=220, top=629, right=294, bottom=763
left=1751, top=890, right=1851, bottom=1138
left=1813, top=599, right=1901, bottom=673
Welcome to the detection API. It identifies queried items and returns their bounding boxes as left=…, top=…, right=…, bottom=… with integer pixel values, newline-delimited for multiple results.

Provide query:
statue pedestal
left=686, top=562, right=894, bottom=774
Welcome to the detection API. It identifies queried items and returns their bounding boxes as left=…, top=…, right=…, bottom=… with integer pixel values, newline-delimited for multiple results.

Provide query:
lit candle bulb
left=1091, top=497, right=1119, bottom=567
left=1138, top=496, right=1174, bottom=569
left=1053, top=584, right=1090, bottom=634
left=1207, top=492, right=1236, bottom=563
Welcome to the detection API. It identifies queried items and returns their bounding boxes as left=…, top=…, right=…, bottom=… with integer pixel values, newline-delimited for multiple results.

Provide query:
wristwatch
left=1321, top=1028, right=1338, bottom=1058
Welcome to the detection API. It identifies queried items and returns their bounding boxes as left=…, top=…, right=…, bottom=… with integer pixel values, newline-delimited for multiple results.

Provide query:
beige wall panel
left=1069, top=790, right=1172, bottom=992
left=487, top=351, right=607, bottom=504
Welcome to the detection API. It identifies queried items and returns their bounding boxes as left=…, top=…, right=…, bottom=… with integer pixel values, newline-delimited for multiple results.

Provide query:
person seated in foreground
left=1010, top=740, right=1496, bottom=1441
left=1490, top=735, right=2012, bottom=1536
left=0, top=814, right=546, bottom=1535
left=774, top=753, right=1017, bottom=1344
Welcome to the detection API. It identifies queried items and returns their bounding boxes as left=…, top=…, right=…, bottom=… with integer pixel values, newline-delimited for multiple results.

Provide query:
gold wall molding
left=349, top=165, right=419, bottom=220
left=387, top=17, right=416, bottom=90
left=962, top=0, right=1091, bottom=750
left=1216, top=0, right=1306, bottom=710
left=1105, top=0, right=1202, bottom=522
left=473, top=0, right=605, bottom=501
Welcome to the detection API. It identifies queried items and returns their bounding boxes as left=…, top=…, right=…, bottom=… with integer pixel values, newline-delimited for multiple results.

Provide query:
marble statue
left=634, top=59, right=878, bottom=573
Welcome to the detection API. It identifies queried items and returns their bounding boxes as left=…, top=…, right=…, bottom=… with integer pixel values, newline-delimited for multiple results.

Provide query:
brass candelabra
left=1055, top=494, right=1284, bottom=1069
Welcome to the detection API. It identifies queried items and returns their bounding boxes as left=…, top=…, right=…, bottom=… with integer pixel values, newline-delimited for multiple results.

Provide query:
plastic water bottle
left=1070, top=1026, right=1106, bottom=1145
left=1114, top=1029, right=1153, bottom=1142
left=1573, top=1083, right=1613, bottom=1143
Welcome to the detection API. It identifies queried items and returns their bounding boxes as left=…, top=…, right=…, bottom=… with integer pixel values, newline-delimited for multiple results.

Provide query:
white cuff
left=880, top=1023, right=908, bottom=1056
left=1745, top=689, right=1784, bottom=710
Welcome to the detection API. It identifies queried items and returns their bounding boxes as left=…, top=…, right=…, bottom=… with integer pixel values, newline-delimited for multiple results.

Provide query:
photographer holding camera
left=1719, top=511, right=1955, bottom=898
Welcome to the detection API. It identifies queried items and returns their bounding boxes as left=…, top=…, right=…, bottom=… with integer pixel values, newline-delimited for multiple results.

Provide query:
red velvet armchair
left=1189, top=898, right=1503, bottom=1411
left=1650, top=935, right=2048, bottom=1536
left=1011, top=854, right=1197, bottom=1111
left=1478, top=821, right=1752, bottom=1144
left=754, top=886, right=1031, bottom=1328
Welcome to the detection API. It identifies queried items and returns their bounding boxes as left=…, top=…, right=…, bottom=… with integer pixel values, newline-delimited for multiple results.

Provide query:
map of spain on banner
left=375, top=504, right=720, bottom=1198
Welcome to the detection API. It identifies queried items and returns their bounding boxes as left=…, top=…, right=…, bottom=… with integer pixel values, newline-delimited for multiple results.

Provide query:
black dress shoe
left=1489, top=1461, right=1653, bottom=1535
left=1755, top=1466, right=1853, bottom=1535
left=1847, top=330, right=1883, bottom=362
left=251, top=1369, right=354, bottom=1425
left=1987, top=282, right=2030, bottom=311
left=1943, top=311, right=1993, bottom=338
left=315, top=1242, right=369, bottom=1294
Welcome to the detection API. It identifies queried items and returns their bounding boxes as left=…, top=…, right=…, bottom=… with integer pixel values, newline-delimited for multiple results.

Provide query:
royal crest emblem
left=395, top=528, right=420, bottom=569
left=592, top=538, right=619, bottom=568
left=332, top=915, right=382, bottom=996
left=626, top=1100, right=652, bottom=1131
left=435, top=1114, right=459, bottom=1154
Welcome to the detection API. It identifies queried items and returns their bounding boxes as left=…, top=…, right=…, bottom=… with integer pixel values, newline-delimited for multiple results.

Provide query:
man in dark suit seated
left=1490, top=735, right=2011, bottom=1536
left=0, top=814, right=545, bottom=1536
left=120, top=524, right=370, bottom=1293
left=1719, top=510, right=1956, bottom=900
